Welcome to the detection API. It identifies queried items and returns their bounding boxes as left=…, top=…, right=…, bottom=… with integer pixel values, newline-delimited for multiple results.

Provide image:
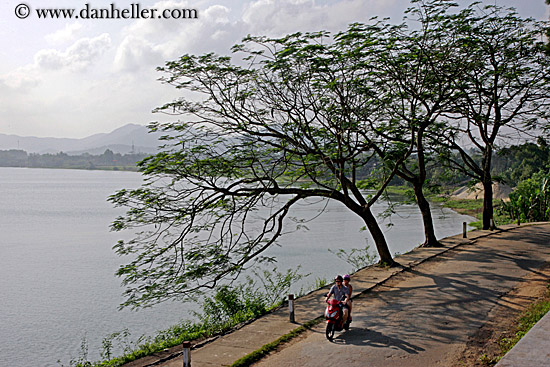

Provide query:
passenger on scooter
left=324, top=275, right=350, bottom=325
left=343, top=274, right=353, bottom=322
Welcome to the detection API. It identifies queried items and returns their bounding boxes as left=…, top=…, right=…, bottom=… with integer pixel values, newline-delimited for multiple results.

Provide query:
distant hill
left=0, top=124, right=163, bottom=154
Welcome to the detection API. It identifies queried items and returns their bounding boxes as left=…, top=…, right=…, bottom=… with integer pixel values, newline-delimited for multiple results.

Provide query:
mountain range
left=0, top=124, right=164, bottom=155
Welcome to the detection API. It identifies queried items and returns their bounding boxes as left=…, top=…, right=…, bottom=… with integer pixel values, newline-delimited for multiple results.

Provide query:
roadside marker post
left=289, top=294, right=295, bottom=323
left=463, top=222, right=467, bottom=238
left=182, top=341, right=191, bottom=367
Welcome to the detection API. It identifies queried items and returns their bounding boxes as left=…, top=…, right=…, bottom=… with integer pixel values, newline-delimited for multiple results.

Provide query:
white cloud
left=35, top=33, right=112, bottom=71
left=241, top=0, right=403, bottom=36
left=0, top=65, right=41, bottom=90
left=112, top=0, right=404, bottom=74
left=44, top=22, right=84, bottom=45
left=113, top=2, right=237, bottom=72
left=1, top=32, right=111, bottom=93
left=114, top=35, right=164, bottom=72
left=1, top=0, right=547, bottom=138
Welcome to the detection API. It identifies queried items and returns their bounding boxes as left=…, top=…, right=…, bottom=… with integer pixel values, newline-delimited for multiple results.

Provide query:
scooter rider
left=343, top=274, right=353, bottom=323
left=324, top=275, right=350, bottom=325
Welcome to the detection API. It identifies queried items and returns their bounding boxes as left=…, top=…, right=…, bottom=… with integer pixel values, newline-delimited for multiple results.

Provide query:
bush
left=500, top=169, right=550, bottom=223
left=64, top=266, right=303, bottom=367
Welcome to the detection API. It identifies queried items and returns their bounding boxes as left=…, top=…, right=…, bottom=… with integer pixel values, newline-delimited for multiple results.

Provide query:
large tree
left=362, top=0, right=465, bottom=247
left=436, top=3, right=550, bottom=229
left=109, top=30, right=407, bottom=308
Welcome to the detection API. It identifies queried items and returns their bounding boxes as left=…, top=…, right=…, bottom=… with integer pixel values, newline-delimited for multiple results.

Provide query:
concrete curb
left=495, top=311, right=550, bottom=366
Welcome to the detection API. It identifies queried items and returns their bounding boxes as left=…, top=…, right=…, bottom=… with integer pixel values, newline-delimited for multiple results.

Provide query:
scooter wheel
left=326, top=323, right=335, bottom=341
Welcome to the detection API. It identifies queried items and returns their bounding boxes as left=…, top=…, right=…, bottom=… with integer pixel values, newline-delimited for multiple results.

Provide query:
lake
left=0, top=167, right=475, bottom=366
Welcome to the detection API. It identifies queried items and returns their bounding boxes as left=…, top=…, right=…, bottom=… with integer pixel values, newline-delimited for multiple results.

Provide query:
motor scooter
left=324, top=299, right=350, bottom=341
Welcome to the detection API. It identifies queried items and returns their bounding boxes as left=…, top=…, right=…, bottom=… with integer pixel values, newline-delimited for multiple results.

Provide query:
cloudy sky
left=1, top=0, right=548, bottom=138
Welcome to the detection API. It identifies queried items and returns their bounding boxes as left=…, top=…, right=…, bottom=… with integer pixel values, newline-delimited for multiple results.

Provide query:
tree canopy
left=110, top=28, right=401, bottom=308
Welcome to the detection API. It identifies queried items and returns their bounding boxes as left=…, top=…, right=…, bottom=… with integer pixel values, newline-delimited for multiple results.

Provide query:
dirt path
left=457, top=262, right=550, bottom=366
left=253, top=225, right=550, bottom=367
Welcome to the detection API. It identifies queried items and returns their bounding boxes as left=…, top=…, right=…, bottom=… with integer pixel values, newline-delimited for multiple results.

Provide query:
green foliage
left=478, top=353, right=499, bottom=366
left=498, top=296, right=550, bottom=357
left=328, top=245, right=377, bottom=272
left=476, top=282, right=550, bottom=366
left=500, top=169, right=550, bottom=223
left=0, top=149, right=147, bottom=171
left=253, top=266, right=308, bottom=306
left=195, top=283, right=268, bottom=333
left=436, top=197, right=515, bottom=230
left=425, top=141, right=550, bottom=190
left=64, top=266, right=304, bottom=367
left=493, top=140, right=550, bottom=187
left=313, top=277, right=329, bottom=289
left=441, top=199, right=483, bottom=217
left=68, top=338, right=92, bottom=367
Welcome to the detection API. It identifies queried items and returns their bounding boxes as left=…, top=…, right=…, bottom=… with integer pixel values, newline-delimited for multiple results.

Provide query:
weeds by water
left=60, top=267, right=307, bottom=367
left=328, top=245, right=377, bottom=272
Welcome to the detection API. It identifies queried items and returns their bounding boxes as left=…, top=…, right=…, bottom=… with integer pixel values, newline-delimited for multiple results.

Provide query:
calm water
left=0, top=167, right=474, bottom=366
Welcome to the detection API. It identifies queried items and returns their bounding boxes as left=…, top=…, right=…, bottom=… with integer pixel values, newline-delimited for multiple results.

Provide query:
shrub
left=500, top=169, right=550, bottom=223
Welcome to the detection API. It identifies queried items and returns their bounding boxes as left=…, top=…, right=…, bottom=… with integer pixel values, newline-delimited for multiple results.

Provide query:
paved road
left=254, top=225, right=550, bottom=367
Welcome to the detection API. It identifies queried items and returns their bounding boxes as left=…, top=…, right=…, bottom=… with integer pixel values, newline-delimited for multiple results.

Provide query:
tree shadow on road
left=332, top=327, right=425, bottom=354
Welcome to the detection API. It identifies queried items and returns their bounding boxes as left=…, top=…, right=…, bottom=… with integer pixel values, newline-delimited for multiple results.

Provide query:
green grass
left=66, top=285, right=279, bottom=367
left=499, top=297, right=550, bottom=356
left=66, top=269, right=312, bottom=367
left=230, top=318, right=323, bottom=367
left=383, top=185, right=415, bottom=197
left=479, top=284, right=550, bottom=366
left=68, top=314, right=267, bottom=367
left=435, top=197, right=516, bottom=230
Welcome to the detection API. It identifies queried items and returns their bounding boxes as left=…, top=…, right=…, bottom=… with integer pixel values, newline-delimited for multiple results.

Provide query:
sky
left=0, top=0, right=548, bottom=138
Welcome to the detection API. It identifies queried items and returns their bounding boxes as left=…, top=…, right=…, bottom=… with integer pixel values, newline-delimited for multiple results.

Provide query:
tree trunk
left=482, top=178, right=495, bottom=230
left=413, top=182, right=441, bottom=247
left=360, top=206, right=396, bottom=266
left=481, top=147, right=496, bottom=230
left=412, top=127, right=440, bottom=247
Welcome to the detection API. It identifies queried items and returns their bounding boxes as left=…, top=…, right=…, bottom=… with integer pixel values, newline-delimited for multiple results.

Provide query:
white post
left=182, top=341, right=191, bottom=367
left=288, top=294, right=295, bottom=323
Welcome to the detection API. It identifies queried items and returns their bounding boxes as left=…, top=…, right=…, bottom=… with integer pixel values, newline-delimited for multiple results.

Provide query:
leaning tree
left=109, top=29, right=409, bottom=308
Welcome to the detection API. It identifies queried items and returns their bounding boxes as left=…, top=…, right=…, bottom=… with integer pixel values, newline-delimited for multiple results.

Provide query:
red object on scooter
left=324, top=299, right=350, bottom=341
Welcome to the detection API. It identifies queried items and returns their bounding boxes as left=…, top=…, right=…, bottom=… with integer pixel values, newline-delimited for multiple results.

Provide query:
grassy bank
left=434, top=197, right=514, bottom=230
left=64, top=270, right=308, bottom=367
left=66, top=304, right=274, bottom=367
left=383, top=185, right=515, bottom=230
left=501, top=295, right=550, bottom=352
